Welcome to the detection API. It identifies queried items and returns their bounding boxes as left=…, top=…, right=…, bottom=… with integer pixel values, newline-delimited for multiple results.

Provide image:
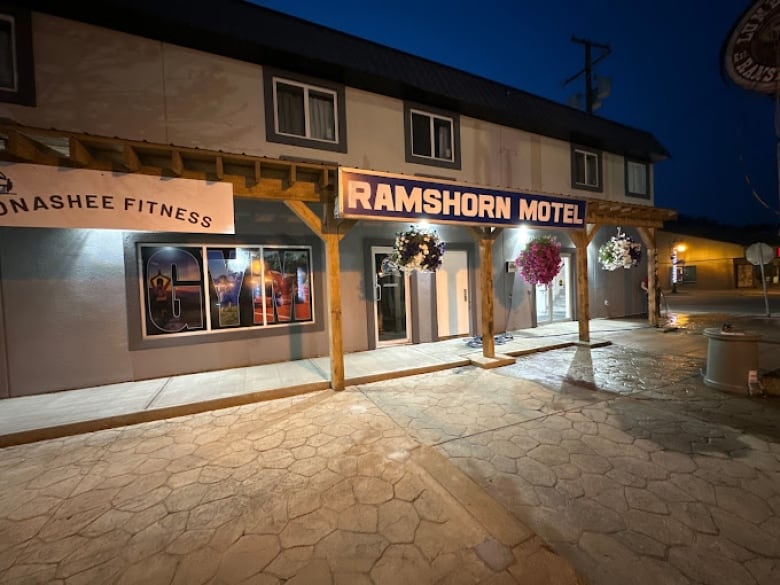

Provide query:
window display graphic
left=264, top=249, right=284, bottom=324
left=262, top=249, right=313, bottom=324
left=142, top=246, right=206, bottom=335
left=286, top=249, right=312, bottom=321
left=140, top=244, right=313, bottom=338
left=207, top=248, right=248, bottom=328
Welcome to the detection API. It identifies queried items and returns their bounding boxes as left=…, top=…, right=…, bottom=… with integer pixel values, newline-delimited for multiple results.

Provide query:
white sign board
left=0, top=163, right=235, bottom=233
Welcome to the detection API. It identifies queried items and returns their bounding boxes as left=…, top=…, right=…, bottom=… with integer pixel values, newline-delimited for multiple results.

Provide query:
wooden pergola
left=0, top=122, right=676, bottom=391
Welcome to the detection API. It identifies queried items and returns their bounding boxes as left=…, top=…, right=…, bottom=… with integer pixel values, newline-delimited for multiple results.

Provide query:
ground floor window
left=140, top=244, right=314, bottom=338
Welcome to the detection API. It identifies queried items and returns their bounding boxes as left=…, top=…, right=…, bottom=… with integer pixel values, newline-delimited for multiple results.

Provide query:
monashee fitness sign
left=338, top=167, right=585, bottom=228
left=0, top=163, right=235, bottom=233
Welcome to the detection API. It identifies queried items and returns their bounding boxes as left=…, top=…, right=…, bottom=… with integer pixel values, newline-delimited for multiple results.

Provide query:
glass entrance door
left=372, top=247, right=410, bottom=345
left=536, top=254, right=572, bottom=323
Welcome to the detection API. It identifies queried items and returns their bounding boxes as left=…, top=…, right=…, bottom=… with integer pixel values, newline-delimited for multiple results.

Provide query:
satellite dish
left=745, top=242, right=774, bottom=266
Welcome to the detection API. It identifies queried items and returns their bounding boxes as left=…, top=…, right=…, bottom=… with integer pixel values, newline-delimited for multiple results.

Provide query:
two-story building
left=0, top=0, right=675, bottom=398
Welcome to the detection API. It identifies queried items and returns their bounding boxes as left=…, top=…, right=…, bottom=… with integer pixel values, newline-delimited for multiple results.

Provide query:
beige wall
left=657, top=232, right=745, bottom=289
left=1, top=12, right=654, bottom=206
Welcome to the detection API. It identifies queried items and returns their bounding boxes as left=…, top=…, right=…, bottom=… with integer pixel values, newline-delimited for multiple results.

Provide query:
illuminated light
left=676, top=244, right=687, bottom=252
left=518, top=225, right=530, bottom=247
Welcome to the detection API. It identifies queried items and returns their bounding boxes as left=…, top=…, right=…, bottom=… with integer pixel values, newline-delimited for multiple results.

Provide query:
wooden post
left=570, top=226, right=598, bottom=343
left=285, top=199, right=348, bottom=391
left=324, top=233, right=345, bottom=390
left=637, top=227, right=658, bottom=327
left=479, top=235, right=496, bottom=358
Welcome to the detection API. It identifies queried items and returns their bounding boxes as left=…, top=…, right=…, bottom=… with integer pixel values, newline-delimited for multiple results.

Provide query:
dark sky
left=251, top=0, right=778, bottom=227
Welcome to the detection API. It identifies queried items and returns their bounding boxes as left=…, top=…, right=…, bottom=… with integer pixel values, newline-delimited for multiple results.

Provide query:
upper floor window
left=625, top=160, right=650, bottom=198
left=404, top=103, right=461, bottom=170
left=263, top=68, right=347, bottom=153
left=571, top=146, right=602, bottom=192
left=0, top=3, right=35, bottom=106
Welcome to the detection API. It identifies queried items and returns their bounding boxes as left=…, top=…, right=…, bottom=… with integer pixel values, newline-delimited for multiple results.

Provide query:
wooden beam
left=586, top=214, right=663, bottom=229
left=469, top=226, right=502, bottom=242
left=236, top=179, right=320, bottom=202
left=288, top=164, right=297, bottom=187
left=122, top=145, right=141, bottom=172
left=570, top=229, right=591, bottom=343
left=5, top=131, right=60, bottom=165
left=171, top=150, right=183, bottom=177
left=284, top=199, right=346, bottom=391
left=284, top=200, right=322, bottom=234
left=0, top=122, right=337, bottom=204
left=636, top=226, right=655, bottom=249
left=585, top=223, right=600, bottom=245
left=68, top=137, right=94, bottom=167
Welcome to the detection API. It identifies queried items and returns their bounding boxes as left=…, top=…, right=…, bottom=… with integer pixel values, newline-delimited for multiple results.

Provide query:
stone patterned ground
left=361, top=343, right=780, bottom=585
left=0, top=389, right=580, bottom=585
left=2, top=320, right=779, bottom=584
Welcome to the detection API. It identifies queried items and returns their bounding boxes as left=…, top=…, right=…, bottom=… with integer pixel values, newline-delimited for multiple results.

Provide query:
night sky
left=250, top=0, right=778, bottom=228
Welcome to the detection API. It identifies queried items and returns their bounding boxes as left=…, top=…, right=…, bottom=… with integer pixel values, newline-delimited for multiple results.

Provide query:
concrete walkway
left=0, top=312, right=779, bottom=584
left=0, top=319, right=635, bottom=447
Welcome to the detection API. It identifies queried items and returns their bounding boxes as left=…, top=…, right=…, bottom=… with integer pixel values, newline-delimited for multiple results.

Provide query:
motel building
left=0, top=0, right=676, bottom=399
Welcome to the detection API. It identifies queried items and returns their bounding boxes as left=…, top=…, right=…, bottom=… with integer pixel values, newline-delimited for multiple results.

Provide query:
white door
left=372, top=247, right=411, bottom=346
left=536, top=253, right=572, bottom=323
left=436, top=250, right=470, bottom=338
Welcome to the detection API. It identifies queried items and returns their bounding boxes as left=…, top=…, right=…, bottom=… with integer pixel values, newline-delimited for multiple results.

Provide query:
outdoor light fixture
left=518, top=224, right=530, bottom=247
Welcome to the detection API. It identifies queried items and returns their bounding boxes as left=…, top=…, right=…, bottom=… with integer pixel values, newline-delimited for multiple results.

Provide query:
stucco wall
left=0, top=201, right=339, bottom=397
left=0, top=12, right=655, bottom=397
left=0, top=228, right=133, bottom=396
left=0, top=13, right=653, bottom=205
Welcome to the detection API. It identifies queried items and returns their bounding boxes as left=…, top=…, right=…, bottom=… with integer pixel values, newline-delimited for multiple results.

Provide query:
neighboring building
left=658, top=228, right=780, bottom=290
left=0, top=0, right=674, bottom=398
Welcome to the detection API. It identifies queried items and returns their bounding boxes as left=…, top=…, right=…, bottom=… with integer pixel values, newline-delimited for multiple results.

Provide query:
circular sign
left=746, top=242, right=775, bottom=265
left=723, top=0, right=780, bottom=94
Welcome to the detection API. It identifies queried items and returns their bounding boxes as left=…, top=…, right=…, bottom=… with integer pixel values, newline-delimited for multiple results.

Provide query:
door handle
left=376, top=283, right=381, bottom=301
left=463, top=288, right=467, bottom=302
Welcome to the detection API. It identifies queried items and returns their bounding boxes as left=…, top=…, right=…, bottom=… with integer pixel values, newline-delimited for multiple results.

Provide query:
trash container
left=702, top=327, right=762, bottom=394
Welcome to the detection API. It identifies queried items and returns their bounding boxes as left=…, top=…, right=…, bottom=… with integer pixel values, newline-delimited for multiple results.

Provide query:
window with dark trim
left=139, top=243, right=315, bottom=338
left=571, top=145, right=602, bottom=192
left=0, top=3, right=35, bottom=106
left=263, top=68, right=347, bottom=153
left=625, top=159, right=650, bottom=199
left=404, top=102, right=461, bottom=170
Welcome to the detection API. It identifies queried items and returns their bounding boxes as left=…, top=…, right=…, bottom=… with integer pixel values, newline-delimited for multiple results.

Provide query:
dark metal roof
left=27, top=0, right=670, bottom=161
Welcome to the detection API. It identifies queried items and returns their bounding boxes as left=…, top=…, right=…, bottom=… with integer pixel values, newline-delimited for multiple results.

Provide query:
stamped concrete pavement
left=360, top=319, right=780, bottom=585
left=1, top=313, right=779, bottom=584
left=0, top=387, right=581, bottom=584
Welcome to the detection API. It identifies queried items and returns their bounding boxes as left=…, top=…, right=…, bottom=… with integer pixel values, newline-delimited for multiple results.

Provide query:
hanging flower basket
left=516, top=235, right=562, bottom=287
left=390, top=225, right=446, bottom=272
left=598, top=228, right=641, bottom=270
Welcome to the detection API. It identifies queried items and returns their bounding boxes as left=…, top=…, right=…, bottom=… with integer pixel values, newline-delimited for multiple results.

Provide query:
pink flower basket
left=516, top=235, right=562, bottom=288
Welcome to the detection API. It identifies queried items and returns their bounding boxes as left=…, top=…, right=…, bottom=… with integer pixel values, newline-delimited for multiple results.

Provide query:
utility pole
left=563, top=36, right=611, bottom=114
